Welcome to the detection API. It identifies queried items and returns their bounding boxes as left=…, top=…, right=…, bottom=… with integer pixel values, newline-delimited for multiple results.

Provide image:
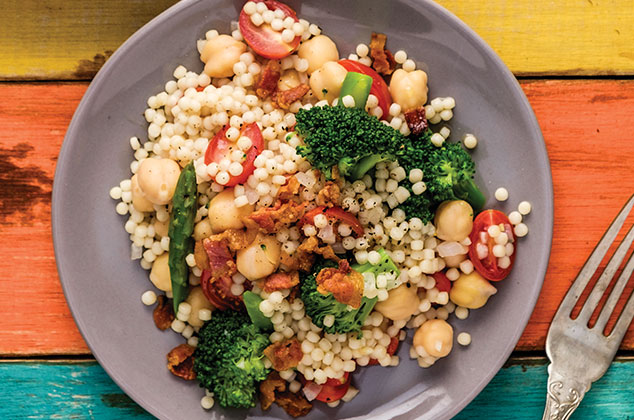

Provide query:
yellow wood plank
left=0, top=0, right=178, bottom=80
left=437, top=0, right=634, bottom=76
left=1, top=1, right=634, bottom=77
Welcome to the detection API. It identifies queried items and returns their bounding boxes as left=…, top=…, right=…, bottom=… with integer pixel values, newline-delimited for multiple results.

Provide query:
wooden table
left=2, top=1, right=633, bottom=418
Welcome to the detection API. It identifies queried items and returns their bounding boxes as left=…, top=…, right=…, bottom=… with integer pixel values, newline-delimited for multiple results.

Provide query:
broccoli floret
left=295, top=106, right=409, bottom=180
left=395, top=180, right=435, bottom=224
left=352, top=248, right=400, bottom=283
left=300, top=259, right=377, bottom=334
left=194, top=310, right=270, bottom=408
left=420, top=141, right=485, bottom=211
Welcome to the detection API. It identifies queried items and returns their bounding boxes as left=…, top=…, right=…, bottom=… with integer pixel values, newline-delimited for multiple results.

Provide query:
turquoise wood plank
left=0, top=358, right=632, bottom=419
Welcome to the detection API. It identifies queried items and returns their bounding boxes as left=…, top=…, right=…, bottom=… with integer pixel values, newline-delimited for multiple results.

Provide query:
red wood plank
left=1, top=81, right=633, bottom=355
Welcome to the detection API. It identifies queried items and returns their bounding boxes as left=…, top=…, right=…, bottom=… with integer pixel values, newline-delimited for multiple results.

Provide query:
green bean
left=168, top=161, right=197, bottom=313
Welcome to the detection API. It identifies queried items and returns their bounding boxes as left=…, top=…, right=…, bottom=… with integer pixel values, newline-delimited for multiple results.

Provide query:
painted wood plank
left=1, top=358, right=633, bottom=419
left=1, top=80, right=634, bottom=355
left=2, top=1, right=634, bottom=80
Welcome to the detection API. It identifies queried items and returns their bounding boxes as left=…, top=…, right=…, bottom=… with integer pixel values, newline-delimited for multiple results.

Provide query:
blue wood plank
left=0, top=358, right=632, bottom=419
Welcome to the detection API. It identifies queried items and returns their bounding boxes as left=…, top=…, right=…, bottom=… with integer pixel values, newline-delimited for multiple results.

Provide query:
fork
left=543, top=194, right=634, bottom=420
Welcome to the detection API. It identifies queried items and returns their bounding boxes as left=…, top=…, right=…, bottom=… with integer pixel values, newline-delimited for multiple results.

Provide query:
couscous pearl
left=514, top=223, right=529, bottom=237
left=464, top=134, right=478, bottom=149
left=431, top=133, right=445, bottom=147
left=487, top=224, right=501, bottom=238
left=201, top=396, right=214, bottom=410
left=457, top=332, right=472, bottom=346
left=141, top=290, right=157, bottom=305
left=402, top=59, right=416, bottom=72
left=495, top=187, right=509, bottom=201
left=439, top=109, right=453, bottom=121
left=508, top=211, right=523, bottom=225
left=518, top=201, right=532, bottom=215
left=394, top=50, right=407, bottom=64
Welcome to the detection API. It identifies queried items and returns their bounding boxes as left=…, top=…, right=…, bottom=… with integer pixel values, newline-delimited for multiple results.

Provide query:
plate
left=52, top=0, right=553, bottom=419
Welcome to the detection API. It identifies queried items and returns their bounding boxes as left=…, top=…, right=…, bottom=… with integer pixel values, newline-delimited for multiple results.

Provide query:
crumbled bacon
left=277, top=175, right=301, bottom=201
left=299, top=236, right=339, bottom=261
left=263, top=271, right=300, bottom=293
left=281, top=249, right=316, bottom=272
left=202, top=238, right=236, bottom=277
left=167, top=344, right=196, bottom=380
left=275, top=392, right=313, bottom=417
left=404, top=106, right=428, bottom=136
left=369, top=32, right=396, bottom=75
left=260, top=372, right=287, bottom=410
left=263, top=338, right=303, bottom=371
left=153, top=295, right=175, bottom=330
left=274, top=84, right=310, bottom=109
left=248, top=201, right=307, bottom=233
left=209, top=228, right=254, bottom=251
left=256, top=60, right=281, bottom=99
left=194, top=240, right=209, bottom=270
left=260, top=372, right=313, bottom=417
left=199, top=237, right=243, bottom=311
left=316, top=259, right=364, bottom=308
left=315, top=181, right=341, bottom=207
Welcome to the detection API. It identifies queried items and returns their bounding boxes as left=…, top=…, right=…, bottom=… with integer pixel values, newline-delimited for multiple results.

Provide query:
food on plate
left=109, top=0, right=531, bottom=416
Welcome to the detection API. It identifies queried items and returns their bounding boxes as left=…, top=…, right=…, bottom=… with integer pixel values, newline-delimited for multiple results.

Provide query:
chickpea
left=136, top=158, right=181, bottom=205
left=149, top=253, right=171, bottom=292
left=413, top=319, right=453, bottom=358
left=435, top=200, right=474, bottom=242
left=200, top=35, right=247, bottom=78
left=130, top=174, right=154, bottom=212
left=185, top=286, right=214, bottom=327
left=153, top=219, right=169, bottom=238
left=388, top=69, right=429, bottom=111
left=236, top=235, right=281, bottom=281
left=449, top=271, right=497, bottom=309
left=309, top=61, right=347, bottom=102
left=207, top=188, right=254, bottom=233
left=374, top=284, right=420, bottom=321
left=193, top=218, right=213, bottom=241
left=297, top=35, right=339, bottom=75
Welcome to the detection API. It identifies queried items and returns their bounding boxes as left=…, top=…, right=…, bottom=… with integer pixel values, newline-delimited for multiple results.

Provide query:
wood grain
left=2, top=1, right=634, bottom=80
left=1, top=80, right=634, bottom=355
left=1, top=358, right=633, bottom=418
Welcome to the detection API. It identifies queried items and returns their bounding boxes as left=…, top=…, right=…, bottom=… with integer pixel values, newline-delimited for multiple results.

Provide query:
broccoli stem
left=349, top=153, right=391, bottom=181
left=455, top=177, right=486, bottom=211
left=338, top=71, right=372, bottom=109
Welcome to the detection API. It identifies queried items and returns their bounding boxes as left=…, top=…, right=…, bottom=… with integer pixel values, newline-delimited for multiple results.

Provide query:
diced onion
left=436, top=241, right=468, bottom=258
left=303, top=382, right=323, bottom=402
left=131, top=244, right=143, bottom=260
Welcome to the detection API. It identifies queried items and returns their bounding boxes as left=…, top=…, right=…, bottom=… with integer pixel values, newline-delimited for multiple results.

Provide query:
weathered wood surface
left=1, top=80, right=634, bottom=355
left=1, top=358, right=632, bottom=419
left=1, top=1, right=634, bottom=80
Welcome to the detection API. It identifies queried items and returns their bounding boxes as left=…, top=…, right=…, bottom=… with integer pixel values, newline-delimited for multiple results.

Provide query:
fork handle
left=542, top=366, right=591, bottom=420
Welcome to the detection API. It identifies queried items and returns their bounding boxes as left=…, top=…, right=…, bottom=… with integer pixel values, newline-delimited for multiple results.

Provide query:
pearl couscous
left=110, top=0, right=531, bottom=416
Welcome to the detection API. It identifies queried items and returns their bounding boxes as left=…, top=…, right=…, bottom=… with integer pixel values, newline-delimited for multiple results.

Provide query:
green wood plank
left=0, top=358, right=632, bottom=419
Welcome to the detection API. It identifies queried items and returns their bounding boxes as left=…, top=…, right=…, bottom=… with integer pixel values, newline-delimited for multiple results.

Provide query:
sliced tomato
left=338, top=59, right=392, bottom=119
left=200, top=270, right=243, bottom=311
left=368, top=336, right=399, bottom=366
left=315, top=372, right=351, bottom=403
left=432, top=272, right=451, bottom=293
left=300, top=205, right=365, bottom=237
left=468, top=210, right=516, bottom=281
left=239, top=0, right=301, bottom=59
left=204, top=122, right=263, bottom=187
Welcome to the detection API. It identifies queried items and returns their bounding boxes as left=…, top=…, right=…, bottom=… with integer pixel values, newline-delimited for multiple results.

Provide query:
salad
left=109, top=0, right=532, bottom=416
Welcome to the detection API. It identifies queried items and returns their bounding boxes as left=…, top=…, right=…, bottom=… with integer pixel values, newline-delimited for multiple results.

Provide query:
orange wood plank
left=1, top=81, right=634, bottom=355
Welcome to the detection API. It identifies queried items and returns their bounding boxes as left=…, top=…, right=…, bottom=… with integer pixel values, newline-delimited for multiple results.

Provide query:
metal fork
left=543, top=194, right=634, bottom=420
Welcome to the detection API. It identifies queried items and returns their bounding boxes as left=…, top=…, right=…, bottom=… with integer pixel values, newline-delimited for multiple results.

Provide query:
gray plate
left=52, top=0, right=553, bottom=419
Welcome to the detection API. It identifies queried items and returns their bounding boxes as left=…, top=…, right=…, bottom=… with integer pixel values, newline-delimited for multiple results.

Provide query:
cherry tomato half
left=468, top=210, right=516, bottom=281
left=432, top=272, right=451, bottom=293
left=239, top=0, right=301, bottom=59
left=204, top=122, right=264, bottom=187
left=315, top=372, right=351, bottom=403
left=338, top=59, right=392, bottom=119
left=368, top=336, right=399, bottom=366
left=300, top=205, right=365, bottom=237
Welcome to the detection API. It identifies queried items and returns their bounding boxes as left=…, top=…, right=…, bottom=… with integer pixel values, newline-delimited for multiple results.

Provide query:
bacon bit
left=274, top=84, right=310, bottom=109
left=256, top=60, right=281, bottom=99
left=167, top=344, right=196, bottom=380
left=208, top=228, right=254, bottom=251
left=404, top=106, right=428, bottom=136
left=315, top=181, right=341, bottom=207
left=249, top=201, right=308, bottom=233
left=202, top=238, right=236, bottom=278
left=370, top=32, right=396, bottom=75
left=260, top=371, right=287, bottom=410
left=194, top=240, right=209, bottom=270
left=200, top=238, right=243, bottom=311
left=281, top=249, right=315, bottom=272
left=277, top=175, right=301, bottom=201
left=316, top=260, right=364, bottom=309
left=275, top=392, right=313, bottom=417
left=153, top=295, right=175, bottom=330
left=300, top=236, right=339, bottom=261
left=263, top=338, right=303, bottom=371
left=263, top=271, right=300, bottom=293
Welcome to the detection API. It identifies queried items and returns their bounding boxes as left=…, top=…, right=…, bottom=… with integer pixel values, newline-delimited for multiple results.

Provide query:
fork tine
left=576, top=223, right=634, bottom=324
left=608, top=285, right=634, bottom=342
left=594, top=246, right=634, bottom=331
left=557, top=194, right=634, bottom=317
